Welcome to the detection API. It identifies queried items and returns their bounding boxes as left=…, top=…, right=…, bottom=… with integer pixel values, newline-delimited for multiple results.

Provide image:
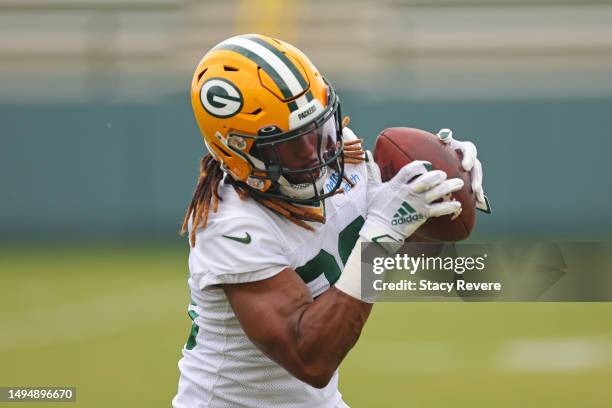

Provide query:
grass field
left=1, top=243, right=611, bottom=407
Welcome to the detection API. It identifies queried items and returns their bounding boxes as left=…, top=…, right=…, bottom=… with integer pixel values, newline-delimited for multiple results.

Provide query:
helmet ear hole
left=223, top=65, right=239, bottom=72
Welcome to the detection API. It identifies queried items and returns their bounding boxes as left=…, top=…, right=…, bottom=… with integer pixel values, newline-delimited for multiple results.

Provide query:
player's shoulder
left=188, top=179, right=290, bottom=287
left=190, top=180, right=280, bottom=240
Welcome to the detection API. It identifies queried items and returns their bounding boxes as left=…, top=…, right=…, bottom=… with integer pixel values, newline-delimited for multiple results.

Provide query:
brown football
left=373, top=127, right=476, bottom=242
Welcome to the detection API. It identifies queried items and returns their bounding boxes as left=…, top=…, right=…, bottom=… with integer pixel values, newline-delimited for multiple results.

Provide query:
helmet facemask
left=230, top=86, right=345, bottom=204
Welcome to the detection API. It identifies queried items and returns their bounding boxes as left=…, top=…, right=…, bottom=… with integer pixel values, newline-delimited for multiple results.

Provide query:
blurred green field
left=1, top=244, right=611, bottom=408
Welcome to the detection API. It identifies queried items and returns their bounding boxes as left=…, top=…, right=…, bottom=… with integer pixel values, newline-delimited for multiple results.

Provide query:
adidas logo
left=391, top=201, right=424, bottom=225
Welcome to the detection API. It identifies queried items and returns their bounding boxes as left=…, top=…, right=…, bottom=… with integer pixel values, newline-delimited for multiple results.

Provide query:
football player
left=173, top=34, right=488, bottom=408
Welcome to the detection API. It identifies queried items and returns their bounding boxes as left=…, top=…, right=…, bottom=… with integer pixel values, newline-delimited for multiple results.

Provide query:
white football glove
left=360, top=151, right=464, bottom=243
left=436, top=128, right=491, bottom=213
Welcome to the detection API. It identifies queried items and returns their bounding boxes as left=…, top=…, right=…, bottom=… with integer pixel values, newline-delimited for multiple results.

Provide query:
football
left=373, top=127, right=476, bottom=242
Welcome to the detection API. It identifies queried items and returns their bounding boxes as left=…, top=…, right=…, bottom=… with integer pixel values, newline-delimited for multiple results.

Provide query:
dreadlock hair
left=181, top=128, right=365, bottom=247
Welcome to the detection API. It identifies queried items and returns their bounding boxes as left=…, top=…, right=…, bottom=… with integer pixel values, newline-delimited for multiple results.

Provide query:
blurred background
left=1, top=0, right=611, bottom=407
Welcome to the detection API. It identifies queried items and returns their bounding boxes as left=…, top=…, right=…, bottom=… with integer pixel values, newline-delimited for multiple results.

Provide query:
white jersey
left=173, top=154, right=368, bottom=408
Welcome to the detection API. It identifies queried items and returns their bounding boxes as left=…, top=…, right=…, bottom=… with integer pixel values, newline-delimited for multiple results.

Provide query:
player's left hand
left=437, top=128, right=491, bottom=214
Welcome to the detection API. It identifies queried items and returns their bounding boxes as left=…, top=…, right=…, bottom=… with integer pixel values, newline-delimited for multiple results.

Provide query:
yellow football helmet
left=191, top=34, right=344, bottom=203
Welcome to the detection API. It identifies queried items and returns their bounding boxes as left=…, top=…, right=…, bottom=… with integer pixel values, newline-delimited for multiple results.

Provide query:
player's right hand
left=360, top=153, right=464, bottom=242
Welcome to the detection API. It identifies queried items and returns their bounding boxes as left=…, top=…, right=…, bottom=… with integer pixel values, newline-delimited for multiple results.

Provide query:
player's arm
left=223, top=155, right=465, bottom=388
left=223, top=268, right=371, bottom=389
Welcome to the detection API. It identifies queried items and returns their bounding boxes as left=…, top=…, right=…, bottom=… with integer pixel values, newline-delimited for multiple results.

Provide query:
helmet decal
left=200, top=78, right=243, bottom=118
left=289, top=99, right=323, bottom=129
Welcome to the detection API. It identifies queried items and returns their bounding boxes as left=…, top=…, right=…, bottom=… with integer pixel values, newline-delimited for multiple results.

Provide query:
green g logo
left=200, top=78, right=243, bottom=118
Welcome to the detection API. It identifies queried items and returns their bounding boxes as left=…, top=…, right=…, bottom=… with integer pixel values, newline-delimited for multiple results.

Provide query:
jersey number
left=295, top=216, right=364, bottom=286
